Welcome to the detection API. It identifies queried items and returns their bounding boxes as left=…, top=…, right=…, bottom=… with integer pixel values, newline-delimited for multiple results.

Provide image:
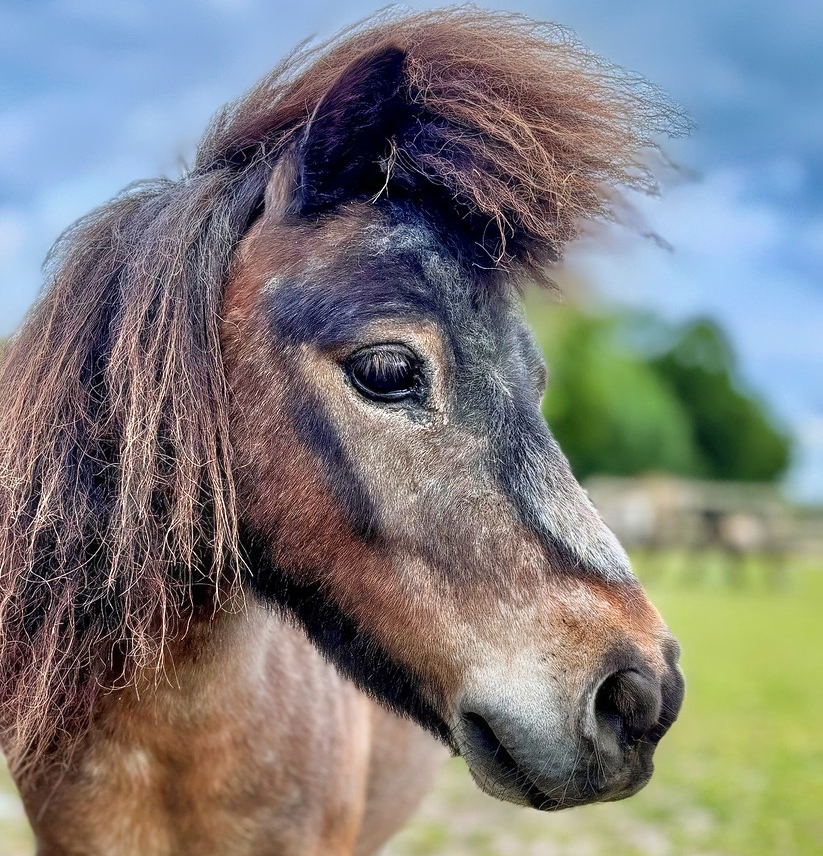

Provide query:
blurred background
left=1, top=1, right=821, bottom=854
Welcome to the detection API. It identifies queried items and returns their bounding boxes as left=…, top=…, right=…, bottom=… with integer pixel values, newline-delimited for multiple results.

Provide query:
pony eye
left=345, top=346, right=421, bottom=402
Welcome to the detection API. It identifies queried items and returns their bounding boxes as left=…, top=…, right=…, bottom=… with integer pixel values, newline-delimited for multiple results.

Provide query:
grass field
left=1, top=554, right=821, bottom=855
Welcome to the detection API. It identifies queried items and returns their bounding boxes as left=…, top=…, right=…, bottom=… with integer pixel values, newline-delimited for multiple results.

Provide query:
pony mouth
left=460, top=712, right=569, bottom=811
left=459, top=711, right=651, bottom=811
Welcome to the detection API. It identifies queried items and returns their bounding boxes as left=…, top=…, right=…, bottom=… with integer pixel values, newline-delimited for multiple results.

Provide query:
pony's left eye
left=345, top=345, right=421, bottom=402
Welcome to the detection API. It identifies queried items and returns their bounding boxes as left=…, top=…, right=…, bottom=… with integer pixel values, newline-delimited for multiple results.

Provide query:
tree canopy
left=530, top=301, right=791, bottom=483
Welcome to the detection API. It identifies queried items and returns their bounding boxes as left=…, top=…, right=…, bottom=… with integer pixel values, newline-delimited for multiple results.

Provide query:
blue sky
left=1, top=0, right=821, bottom=499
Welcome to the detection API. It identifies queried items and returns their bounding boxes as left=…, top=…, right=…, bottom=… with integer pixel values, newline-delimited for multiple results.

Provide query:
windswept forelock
left=202, top=5, right=687, bottom=270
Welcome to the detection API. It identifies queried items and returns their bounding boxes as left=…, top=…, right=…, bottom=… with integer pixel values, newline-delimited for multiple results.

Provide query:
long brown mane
left=0, top=6, right=683, bottom=774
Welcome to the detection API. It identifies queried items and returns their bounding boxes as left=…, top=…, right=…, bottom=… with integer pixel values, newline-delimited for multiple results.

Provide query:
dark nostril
left=593, top=669, right=662, bottom=748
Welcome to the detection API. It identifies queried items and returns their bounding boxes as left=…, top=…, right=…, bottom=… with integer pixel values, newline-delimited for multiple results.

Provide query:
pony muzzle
left=453, top=641, right=684, bottom=810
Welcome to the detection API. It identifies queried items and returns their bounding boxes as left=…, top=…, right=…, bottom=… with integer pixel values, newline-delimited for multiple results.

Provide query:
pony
left=0, top=8, right=686, bottom=854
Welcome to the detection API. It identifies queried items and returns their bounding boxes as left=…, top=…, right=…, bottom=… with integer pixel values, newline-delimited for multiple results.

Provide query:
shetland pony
left=0, top=9, right=685, bottom=854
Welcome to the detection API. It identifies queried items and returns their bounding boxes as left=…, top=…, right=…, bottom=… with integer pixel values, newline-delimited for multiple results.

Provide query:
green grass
left=2, top=554, right=821, bottom=855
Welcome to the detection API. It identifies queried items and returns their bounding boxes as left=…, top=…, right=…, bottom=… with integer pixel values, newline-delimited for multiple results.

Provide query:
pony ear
left=268, top=45, right=407, bottom=217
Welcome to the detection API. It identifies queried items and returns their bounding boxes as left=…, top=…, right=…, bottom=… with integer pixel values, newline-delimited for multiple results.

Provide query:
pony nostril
left=593, top=669, right=662, bottom=749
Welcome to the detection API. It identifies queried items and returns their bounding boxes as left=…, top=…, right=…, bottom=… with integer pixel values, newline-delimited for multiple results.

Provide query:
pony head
left=0, top=8, right=685, bottom=807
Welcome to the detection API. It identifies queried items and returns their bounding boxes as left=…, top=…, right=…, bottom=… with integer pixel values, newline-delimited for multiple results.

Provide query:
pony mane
left=0, top=6, right=683, bottom=774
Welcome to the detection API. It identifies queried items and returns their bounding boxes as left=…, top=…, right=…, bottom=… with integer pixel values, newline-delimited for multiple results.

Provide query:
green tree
left=529, top=301, right=791, bottom=483
left=532, top=304, right=702, bottom=480
left=651, top=318, right=791, bottom=481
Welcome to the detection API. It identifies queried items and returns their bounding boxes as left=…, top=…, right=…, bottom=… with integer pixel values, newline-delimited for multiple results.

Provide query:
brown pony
left=0, top=8, right=686, bottom=855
